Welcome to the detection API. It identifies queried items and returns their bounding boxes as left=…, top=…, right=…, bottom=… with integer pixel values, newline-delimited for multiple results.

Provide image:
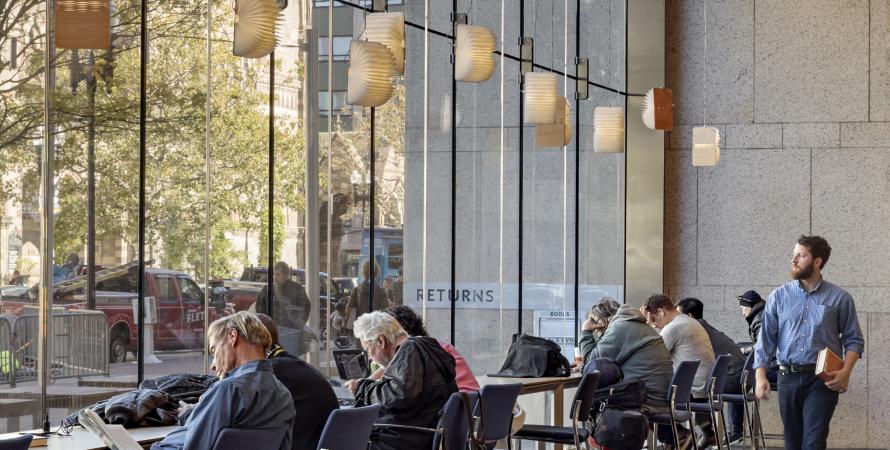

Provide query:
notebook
left=78, top=408, right=143, bottom=450
left=332, top=349, right=370, bottom=380
left=815, top=347, right=843, bottom=382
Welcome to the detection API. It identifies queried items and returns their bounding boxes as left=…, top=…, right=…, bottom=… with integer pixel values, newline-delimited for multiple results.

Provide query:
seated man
left=385, top=305, right=480, bottom=392
left=644, top=294, right=717, bottom=449
left=152, top=312, right=295, bottom=450
left=580, top=298, right=685, bottom=448
left=346, top=311, right=457, bottom=450
left=676, top=297, right=745, bottom=444
left=256, top=314, right=339, bottom=450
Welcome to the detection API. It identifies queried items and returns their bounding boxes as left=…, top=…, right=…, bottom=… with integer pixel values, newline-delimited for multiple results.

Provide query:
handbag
left=496, top=334, right=571, bottom=377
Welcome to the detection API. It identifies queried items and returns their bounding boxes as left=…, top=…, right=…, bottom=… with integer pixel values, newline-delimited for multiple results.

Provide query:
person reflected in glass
left=350, top=260, right=388, bottom=316
left=255, top=261, right=311, bottom=340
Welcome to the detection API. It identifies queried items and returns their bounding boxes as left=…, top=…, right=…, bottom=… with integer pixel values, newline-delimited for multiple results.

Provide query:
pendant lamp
left=56, top=0, right=110, bottom=49
left=347, top=40, right=395, bottom=107
left=536, top=97, right=572, bottom=148
left=455, top=24, right=497, bottom=82
left=593, top=107, right=624, bottom=153
left=692, top=127, right=720, bottom=166
left=233, top=0, right=281, bottom=58
left=642, top=87, right=674, bottom=131
left=524, top=72, right=559, bottom=125
left=364, top=12, right=405, bottom=76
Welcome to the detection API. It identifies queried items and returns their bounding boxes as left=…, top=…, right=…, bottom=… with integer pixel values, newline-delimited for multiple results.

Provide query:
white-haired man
left=345, top=311, right=457, bottom=450
left=152, top=312, right=295, bottom=450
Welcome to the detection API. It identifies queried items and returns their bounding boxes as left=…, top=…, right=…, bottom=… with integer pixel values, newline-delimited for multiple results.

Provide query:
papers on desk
left=78, top=409, right=143, bottom=450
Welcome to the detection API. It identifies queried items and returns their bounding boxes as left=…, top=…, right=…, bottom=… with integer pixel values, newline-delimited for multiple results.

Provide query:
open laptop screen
left=332, top=349, right=370, bottom=380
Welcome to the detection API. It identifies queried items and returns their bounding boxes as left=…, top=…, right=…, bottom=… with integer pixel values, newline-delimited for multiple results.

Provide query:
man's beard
left=791, top=263, right=814, bottom=280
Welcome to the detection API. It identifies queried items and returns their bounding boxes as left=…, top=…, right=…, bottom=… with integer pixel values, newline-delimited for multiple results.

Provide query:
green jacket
left=579, top=304, right=674, bottom=407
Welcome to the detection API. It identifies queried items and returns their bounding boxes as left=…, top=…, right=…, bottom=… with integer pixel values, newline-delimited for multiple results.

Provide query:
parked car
left=224, top=266, right=343, bottom=319
left=0, top=263, right=228, bottom=363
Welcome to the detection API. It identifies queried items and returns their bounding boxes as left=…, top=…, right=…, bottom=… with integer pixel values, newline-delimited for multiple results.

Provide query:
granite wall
left=665, top=1, right=890, bottom=447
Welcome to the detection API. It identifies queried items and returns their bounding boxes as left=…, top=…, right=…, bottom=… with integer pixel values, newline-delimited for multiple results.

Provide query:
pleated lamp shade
left=692, top=127, right=721, bottom=166
left=347, top=40, right=395, bottom=107
left=594, top=107, right=625, bottom=153
left=233, top=0, right=281, bottom=58
left=455, top=24, right=497, bottom=82
left=524, top=72, right=559, bottom=125
left=536, top=97, right=573, bottom=148
left=56, top=0, right=110, bottom=49
left=364, top=12, right=405, bottom=76
left=641, top=87, right=674, bottom=131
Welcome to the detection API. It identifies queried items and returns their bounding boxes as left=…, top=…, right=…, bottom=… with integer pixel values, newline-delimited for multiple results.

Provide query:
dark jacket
left=354, top=336, right=458, bottom=450
left=697, top=319, right=745, bottom=389
left=268, top=345, right=340, bottom=450
left=256, top=279, right=311, bottom=329
left=105, top=389, right=178, bottom=427
left=579, top=305, right=674, bottom=408
left=745, top=301, right=766, bottom=344
left=351, top=281, right=389, bottom=317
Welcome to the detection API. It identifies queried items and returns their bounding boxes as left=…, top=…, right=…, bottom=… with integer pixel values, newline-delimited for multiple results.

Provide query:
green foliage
left=2, top=0, right=305, bottom=277
left=257, top=205, right=284, bottom=266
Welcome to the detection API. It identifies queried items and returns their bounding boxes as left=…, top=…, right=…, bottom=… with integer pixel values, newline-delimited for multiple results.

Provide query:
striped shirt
left=754, top=278, right=864, bottom=369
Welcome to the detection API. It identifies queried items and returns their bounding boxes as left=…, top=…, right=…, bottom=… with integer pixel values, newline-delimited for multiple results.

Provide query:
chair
left=689, top=355, right=732, bottom=450
left=647, top=360, right=700, bottom=450
left=512, top=371, right=601, bottom=450
left=723, top=352, right=771, bottom=450
left=0, top=434, right=32, bottom=450
left=316, top=404, right=381, bottom=450
left=475, top=383, right=522, bottom=450
left=375, top=392, right=477, bottom=450
left=212, top=428, right=278, bottom=450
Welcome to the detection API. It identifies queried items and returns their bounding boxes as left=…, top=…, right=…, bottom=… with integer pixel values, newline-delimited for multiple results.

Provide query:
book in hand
left=815, top=347, right=843, bottom=382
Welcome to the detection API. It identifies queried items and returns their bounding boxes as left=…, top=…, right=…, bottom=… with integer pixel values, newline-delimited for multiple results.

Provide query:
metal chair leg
left=753, top=399, right=766, bottom=450
left=719, top=409, right=731, bottom=450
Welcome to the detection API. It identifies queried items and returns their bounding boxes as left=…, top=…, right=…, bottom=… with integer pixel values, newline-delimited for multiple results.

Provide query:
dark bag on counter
left=496, top=334, right=571, bottom=377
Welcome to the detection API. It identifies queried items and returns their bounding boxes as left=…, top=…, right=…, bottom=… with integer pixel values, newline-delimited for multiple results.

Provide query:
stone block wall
left=665, top=1, right=890, bottom=447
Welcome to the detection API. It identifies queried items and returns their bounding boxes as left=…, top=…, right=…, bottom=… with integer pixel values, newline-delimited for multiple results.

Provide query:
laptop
left=332, top=349, right=370, bottom=380
left=78, top=408, right=144, bottom=450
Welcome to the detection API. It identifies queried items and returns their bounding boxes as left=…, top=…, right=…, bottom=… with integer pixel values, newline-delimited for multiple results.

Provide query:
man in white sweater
left=643, top=294, right=717, bottom=449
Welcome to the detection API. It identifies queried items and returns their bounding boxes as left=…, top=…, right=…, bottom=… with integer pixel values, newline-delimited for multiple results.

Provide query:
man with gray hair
left=152, top=312, right=295, bottom=450
left=346, top=311, right=457, bottom=450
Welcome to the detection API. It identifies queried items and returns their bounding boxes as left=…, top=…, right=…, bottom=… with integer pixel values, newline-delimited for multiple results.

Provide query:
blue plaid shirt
left=754, top=278, right=864, bottom=369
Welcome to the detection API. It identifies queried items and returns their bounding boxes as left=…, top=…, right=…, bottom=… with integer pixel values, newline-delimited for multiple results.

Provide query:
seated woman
left=346, top=312, right=458, bottom=450
left=385, top=305, right=480, bottom=392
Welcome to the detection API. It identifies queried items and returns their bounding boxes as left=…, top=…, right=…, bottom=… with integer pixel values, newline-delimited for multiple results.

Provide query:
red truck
left=0, top=262, right=228, bottom=363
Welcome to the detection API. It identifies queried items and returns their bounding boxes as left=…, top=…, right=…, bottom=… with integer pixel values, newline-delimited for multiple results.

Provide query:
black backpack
left=496, top=334, right=571, bottom=377
left=588, top=379, right=649, bottom=450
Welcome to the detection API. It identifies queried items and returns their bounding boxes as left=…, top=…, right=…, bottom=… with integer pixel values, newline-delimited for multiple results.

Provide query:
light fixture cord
left=550, top=0, right=554, bottom=73
left=703, top=0, right=708, bottom=126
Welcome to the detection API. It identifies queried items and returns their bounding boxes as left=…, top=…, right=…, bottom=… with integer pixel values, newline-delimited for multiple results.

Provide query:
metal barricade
left=0, top=316, right=14, bottom=387
left=3, top=311, right=109, bottom=384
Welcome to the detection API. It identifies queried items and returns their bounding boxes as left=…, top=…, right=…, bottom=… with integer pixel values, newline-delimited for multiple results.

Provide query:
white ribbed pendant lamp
left=594, top=106, right=624, bottom=153
left=347, top=40, right=395, bottom=107
left=524, top=72, right=559, bottom=125
left=364, top=12, right=405, bottom=76
left=233, top=0, right=281, bottom=58
left=692, top=127, right=720, bottom=166
left=455, top=24, right=497, bottom=82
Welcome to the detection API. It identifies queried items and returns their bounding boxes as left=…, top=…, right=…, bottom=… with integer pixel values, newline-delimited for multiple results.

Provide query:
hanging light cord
left=703, top=0, right=708, bottom=126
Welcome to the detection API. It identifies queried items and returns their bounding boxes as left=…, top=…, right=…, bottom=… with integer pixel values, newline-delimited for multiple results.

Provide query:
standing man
left=754, top=235, right=864, bottom=450
left=255, top=262, right=311, bottom=329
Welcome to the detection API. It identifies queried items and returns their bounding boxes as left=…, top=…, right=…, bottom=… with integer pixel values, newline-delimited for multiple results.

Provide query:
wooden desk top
left=0, top=425, right=177, bottom=450
left=479, top=374, right=582, bottom=395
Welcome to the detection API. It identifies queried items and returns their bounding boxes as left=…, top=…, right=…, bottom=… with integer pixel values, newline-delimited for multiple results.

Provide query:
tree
left=2, top=0, right=308, bottom=278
